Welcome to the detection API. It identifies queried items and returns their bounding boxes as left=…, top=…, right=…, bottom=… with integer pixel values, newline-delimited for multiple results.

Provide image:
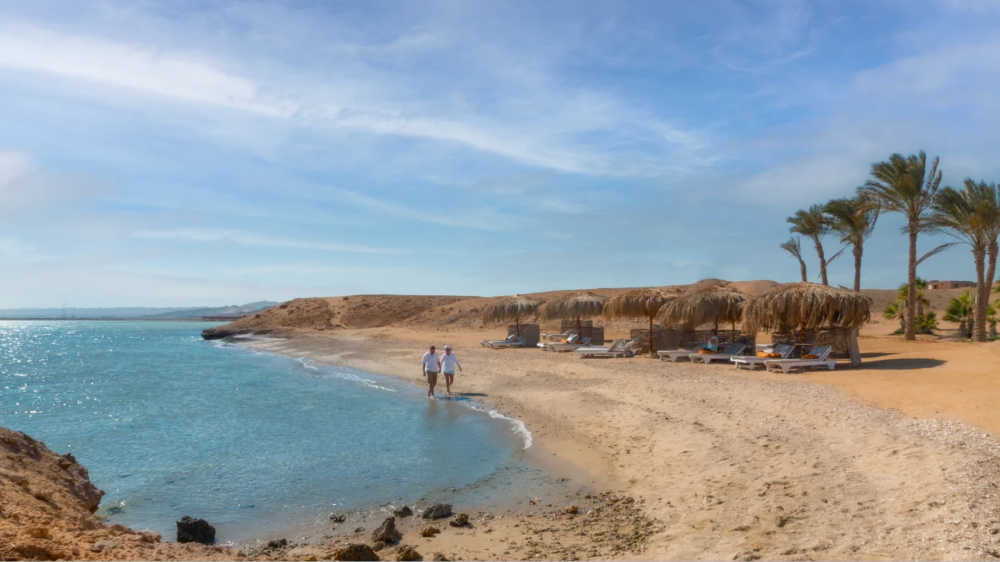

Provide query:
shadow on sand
left=862, top=357, right=945, bottom=370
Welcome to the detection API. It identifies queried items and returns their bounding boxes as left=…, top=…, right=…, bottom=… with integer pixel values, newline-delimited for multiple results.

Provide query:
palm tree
left=944, top=292, right=973, bottom=338
left=884, top=300, right=906, bottom=333
left=925, top=182, right=993, bottom=341
left=964, top=180, right=1000, bottom=340
left=824, top=197, right=878, bottom=291
left=857, top=151, right=946, bottom=340
left=898, top=278, right=931, bottom=317
left=780, top=237, right=808, bottom=282
left=788, top=205, right=831, bottom=285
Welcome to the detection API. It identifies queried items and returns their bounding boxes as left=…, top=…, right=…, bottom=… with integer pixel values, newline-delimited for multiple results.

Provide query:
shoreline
left=229, top=327, right=1000, bottom=561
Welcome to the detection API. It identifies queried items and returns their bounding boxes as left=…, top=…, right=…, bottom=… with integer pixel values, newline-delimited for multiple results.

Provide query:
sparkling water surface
left=0, top=321, right=535, bottom=543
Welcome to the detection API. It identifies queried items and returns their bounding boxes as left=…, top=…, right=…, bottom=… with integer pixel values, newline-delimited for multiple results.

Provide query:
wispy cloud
left=132, top=228, right=401, bottom=254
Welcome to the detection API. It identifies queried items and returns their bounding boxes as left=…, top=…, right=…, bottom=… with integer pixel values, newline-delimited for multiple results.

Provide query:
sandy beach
left=236, top=324, right=1000, bottom=561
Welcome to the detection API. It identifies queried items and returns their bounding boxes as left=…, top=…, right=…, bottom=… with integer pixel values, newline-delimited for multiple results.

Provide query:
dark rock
left=371, top=517, right=402, bottom=543
left=330, top=513, right=347, bottom=523
left=372, top=541, right=387, bottom=552
left=176, top=516, right=216, bottom=544
left=200, top=326, right=249, bottom=340
left=393, top=505, right=413, bottom=518
left=420, top=526, right=440, bottom=537
left=564, top=504, right=579, bottom=515
left=394, top=545, right=423, bottom=561
left=432, top=553, right=450, bottom=561
left=332, top=543, right=380, bottom=561
left=266, top=538, right=288, bottom=550
left=420, top=503, right=452, bottom=520
left=448, top=513, right=468, bottom=527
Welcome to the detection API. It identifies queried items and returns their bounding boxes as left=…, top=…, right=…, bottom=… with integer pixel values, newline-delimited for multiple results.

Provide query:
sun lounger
left=690, top=342, right=747, bottom=364
left=764, top=346, right=835, bottom=373
left=575, top=339, right=627, bottom=358
left=730, top=343, right=795, bottom=370
left=540, top=330, right=574, bottom=342
left=538, top=334, right=579, bottom=350
left=657, top=343, right=706, bottom=362
left=480, top=334, right=526, bottom=349
left=546, top=336, right=592, bottom=352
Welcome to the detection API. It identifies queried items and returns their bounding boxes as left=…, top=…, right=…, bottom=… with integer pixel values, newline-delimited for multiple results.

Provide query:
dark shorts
left=425, top=371, right=438, bottom=384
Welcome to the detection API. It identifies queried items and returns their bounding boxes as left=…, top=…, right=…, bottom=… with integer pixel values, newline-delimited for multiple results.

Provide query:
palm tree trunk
left=813, top=236, right=828, bottom=286
left=975, top=249, right=988, bottom=342
left=853, top=243, right=863, bottom=292
left=906, top=225, right=918, bottom=341
left=648, top=315, right=655, bottom=357
left=798, top=259, right=808, bottom=283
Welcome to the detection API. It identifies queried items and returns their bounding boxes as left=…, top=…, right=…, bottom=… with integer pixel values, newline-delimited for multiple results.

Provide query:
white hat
left=444, top=345, right=453, bottom=350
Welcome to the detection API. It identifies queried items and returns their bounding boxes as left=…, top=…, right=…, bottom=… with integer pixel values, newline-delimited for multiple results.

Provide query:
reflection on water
left=0, top=321, right=539, bottom=543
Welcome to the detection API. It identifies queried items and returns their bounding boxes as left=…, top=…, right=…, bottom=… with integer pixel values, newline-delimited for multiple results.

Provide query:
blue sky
left=2, top=0, right=1000, bottom=307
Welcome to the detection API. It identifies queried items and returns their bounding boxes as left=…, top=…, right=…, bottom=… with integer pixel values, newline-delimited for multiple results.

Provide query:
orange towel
left=767, top=352, right=782, bottom=358
left=801, top=354, right=819, bottom=359
left=757, top=351, right=769, bottom=357
left=699, top=349, right=717, bottom=355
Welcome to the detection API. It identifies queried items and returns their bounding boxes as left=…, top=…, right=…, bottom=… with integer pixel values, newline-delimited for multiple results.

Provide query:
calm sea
left=0, top=321, right=541, bottom=543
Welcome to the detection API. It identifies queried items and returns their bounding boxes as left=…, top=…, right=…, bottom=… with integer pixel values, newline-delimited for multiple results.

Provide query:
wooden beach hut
left=603, top=288, right=675, bottom=357
left=540, top=292, right=606, bottom=345
left=482, top=295, right=544, bottom=347
left=741, top=283, right=873, bottom=366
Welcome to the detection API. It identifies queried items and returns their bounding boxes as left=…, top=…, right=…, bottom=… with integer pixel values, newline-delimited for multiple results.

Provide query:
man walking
left=421, top=345, right=441, bottom=398
left=440, top=345, right=462, bottom=397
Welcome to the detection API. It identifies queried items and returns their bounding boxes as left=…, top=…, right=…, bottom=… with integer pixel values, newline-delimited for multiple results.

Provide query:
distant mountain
left=143, top=302, right=280, bottom=319
left=0, top=302, right=280, bottom=319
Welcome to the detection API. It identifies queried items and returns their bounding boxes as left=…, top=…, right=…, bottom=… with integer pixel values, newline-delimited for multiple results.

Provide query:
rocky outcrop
left=333, top=543, right=380, bottom=561
left=176, top=516, right=216, bottom=543
left=0, top=426, right=242, bottom=561
left=393, top=505, right=413, bottom=517
left=201, top=326, right=252, bottom=340
left=393, top=545, right=422, bottom=561
left=420, top=503, right=452, bottom=520
left=371, top=517, right=402, bottom=543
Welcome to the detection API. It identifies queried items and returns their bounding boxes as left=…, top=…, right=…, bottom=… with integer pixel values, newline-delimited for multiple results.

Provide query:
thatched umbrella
left=482, top=295, right=543, bottom=337
left=540, top=292, right=606, bottom=340
left=603, top=288, right=675, bottom=357
left=655, top=286, right=746, bottom=330
left=741, top=283, right=872, bottom=339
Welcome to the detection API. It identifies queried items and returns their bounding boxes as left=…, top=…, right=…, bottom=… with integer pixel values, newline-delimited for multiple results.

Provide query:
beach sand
left=238, top=325, right=1000, bottom=561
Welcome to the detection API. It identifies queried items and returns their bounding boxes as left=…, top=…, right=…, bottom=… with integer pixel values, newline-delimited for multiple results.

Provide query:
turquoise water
left=0, top=321, right=537, bottom=543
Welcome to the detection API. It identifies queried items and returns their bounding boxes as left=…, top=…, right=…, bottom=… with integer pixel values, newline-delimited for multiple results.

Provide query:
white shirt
left=440, top=353, right=460, bottom=374
left=421, top=351, right=440, bottom=373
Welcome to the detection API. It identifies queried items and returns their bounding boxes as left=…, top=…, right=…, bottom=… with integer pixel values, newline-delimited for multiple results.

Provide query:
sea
left=0, top=320, right=550, bottom=544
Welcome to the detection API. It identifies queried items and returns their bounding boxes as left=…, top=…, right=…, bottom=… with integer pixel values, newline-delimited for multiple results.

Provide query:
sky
left=2, top=0, right=1000, bottom=307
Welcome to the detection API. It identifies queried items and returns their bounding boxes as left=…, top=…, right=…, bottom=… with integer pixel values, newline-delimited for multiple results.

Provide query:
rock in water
left=333, top=544, right=380, bottom=561
left=448, top=513, right=468, bottom=527
left=175, top=516, right=216, bottom=544
left=394, top=545, right=422, bottom=561
left=371, top=517, right=402, bottom=543
left=420, top=503, right=452, bottom=520
left=394, top=505, right=413, bottom=518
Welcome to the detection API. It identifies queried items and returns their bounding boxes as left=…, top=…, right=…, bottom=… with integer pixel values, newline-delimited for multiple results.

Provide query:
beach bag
left=801, top=354, right=818, bottom=359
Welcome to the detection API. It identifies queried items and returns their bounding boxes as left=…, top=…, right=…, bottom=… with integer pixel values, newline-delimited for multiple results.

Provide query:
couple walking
left=420, top=345, right=462, bottom=398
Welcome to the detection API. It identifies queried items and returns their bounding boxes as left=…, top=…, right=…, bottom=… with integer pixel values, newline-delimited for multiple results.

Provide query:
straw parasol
left=655, top=286, right=746, bottom=330
left=540, top=292, right=606, bottom=339
left=482, top=295, right=544, bottom=337
left=741, top=283, right=872, bottom=339
left=603, top=288, right=675, bottom=357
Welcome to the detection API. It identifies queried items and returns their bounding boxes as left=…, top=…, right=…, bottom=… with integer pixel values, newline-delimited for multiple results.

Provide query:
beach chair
left=657, top=343, right=706, bottom=362
left=574, top=339, right=627, bottom=358
left=538, top=334, right=578, bottom=350
left=764, top=346, right=835, bottom=374
left=690, top=342, right=747, bottom=364
left=480, top=334, right=525, bottom=349
left=547, top=336, right=592, bottom=352
left=540, top=330, right=574, bottom=342
left=730, top=343, right=795, bottom=370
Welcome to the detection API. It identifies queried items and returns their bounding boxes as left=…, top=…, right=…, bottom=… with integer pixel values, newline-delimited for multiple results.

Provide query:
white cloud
left=0, top=24, right=291, bottom=117
left=132, top=228, right=402, bottom=254
left=0, top=150, right=105, bottom=218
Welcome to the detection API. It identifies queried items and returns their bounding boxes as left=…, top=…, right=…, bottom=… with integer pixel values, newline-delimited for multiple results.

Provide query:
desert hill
left=202, top=279, right=989, bottom=339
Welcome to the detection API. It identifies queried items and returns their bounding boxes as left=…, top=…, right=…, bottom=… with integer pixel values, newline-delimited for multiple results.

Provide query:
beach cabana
left=603, top=288, right=675, bottom=357
left=741, top=283, right=872, bottom=367
left=540, top=292, right=606, bottom=344
left=482, top=295, right=543, bottom=342
left=655, top=286, right=746, bottom=330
